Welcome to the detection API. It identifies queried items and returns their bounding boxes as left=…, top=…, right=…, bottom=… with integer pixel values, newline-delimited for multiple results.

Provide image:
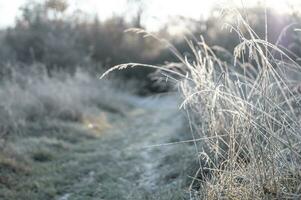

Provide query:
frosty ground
left=0, top=94, right=196, bottom=200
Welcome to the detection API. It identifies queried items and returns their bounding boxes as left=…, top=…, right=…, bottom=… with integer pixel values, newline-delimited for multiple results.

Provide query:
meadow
left=1, top=0, right=301, bottom=199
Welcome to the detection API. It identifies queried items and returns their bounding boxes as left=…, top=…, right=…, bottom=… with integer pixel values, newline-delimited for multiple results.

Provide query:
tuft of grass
left=31, top=150, right=54, bottom=162
left=0, top=155, right=30, bottom=175
left=0, top=153, right=31, bottom=191
left=176, top=10, right=301, bottom=199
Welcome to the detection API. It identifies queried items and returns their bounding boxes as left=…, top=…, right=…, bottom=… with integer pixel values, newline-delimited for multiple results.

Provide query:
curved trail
left=54, top=95, right=195, bottom=200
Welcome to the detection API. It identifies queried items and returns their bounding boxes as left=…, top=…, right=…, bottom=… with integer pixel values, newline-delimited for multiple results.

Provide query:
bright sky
left=0, top=0, right=300, bottom=30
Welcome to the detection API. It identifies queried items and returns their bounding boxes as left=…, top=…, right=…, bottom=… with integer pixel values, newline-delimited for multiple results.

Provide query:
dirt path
left=60, top=95, right=196, bottom=199
left=54, top=95, right=195, bottom=199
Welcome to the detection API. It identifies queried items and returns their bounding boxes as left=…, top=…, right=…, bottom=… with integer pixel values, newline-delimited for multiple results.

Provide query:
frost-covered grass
left=0, top=64, right=133, bottom=138
left=178, top=11, right=301, bottom=199
left=102, top=9, right=301, bottom=199
left=0, top=64, right=137, bottom=199
left=0, top=62, right=196, bottom=200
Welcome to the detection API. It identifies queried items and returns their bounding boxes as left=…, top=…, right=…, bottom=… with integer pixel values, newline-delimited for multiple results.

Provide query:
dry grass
left=0, top=64, right=133, bottom=138
left=102, top=8, right=301, bottom=199
left=178, top=10, right=301, bottom=199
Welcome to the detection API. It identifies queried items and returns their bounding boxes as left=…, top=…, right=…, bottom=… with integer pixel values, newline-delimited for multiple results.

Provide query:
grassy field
left=0, top=93, right=196, bottom=200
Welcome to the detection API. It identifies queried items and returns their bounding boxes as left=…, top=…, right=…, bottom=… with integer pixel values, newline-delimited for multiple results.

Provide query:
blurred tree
left=127, top=0, right=145, bottom=28
left=45, top=0, right=68, bottom=13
